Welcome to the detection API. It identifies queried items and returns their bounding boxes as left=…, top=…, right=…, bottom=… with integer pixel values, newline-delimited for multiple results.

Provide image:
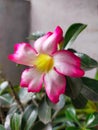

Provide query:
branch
left=9, top=81, right=24, bottom=112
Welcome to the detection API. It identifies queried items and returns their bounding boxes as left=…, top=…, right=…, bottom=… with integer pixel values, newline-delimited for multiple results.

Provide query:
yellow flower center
left=34, top=54, right=54, bottom=73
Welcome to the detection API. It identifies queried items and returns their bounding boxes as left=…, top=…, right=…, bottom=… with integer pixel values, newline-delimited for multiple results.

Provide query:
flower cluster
left=8, top=26, right=84, bottom=103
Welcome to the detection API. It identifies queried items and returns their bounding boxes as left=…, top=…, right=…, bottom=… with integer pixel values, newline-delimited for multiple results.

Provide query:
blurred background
left=0, top=0, right=98, bottom=85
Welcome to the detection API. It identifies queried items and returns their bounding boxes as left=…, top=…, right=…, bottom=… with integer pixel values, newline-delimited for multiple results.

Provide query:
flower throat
left=35, top=54, right=54, bottom=72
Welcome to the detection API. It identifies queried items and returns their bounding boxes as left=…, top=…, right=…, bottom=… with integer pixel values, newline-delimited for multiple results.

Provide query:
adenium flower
left=8, top=26, right=84, bottom=103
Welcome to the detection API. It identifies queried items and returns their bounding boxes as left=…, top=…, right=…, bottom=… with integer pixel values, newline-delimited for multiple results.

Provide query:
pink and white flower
left=8, top=26, right=84, bottom=103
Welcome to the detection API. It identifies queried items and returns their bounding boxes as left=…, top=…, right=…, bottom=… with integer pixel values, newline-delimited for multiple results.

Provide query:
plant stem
left=9, top=81, right=24, bottom=112
left=52, top=110, right=60, bottom=120
left=0, top=106, right=5, bottom=124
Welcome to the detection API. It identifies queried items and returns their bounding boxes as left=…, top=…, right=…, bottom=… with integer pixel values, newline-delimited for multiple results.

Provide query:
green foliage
left=81, top=77, right=98, bottom=102
left=63, top=23, right=87, bottom=49
left=21, top=105, right=38, bottom=130
left=75, top=52, right=98, bottom=70
left=27, top=31, right=45, bottom=40
left=89, top=113, right=98, bottom=127
left=0, top=125, right=6, bottom=130
left=38, top=99, right=51, bottom=124
left=10, top=113, right=21, bottom=130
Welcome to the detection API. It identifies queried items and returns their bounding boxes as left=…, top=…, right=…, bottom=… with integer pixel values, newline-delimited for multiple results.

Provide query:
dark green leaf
left=81, top=77, right=98, bottom=102
left=38, top=99, right=51, bottom=124
left=21, top=104, right=38, bottom=130
left=65, top=106, right=79, bottom=123
left=0, top=125, right=6, bottom=130
left=10, top=113, right=21, bottom=130
left=63, top=23, right=87, bottom=49
left=75, top=52, right=98, bottom=70
left=72, top=93, right=87, bottom=108
left=66, top=127, right=80, bottom=130
left=27, top=32, right=45, bottom=40
left=31, top=121, right=45, bottom=130
left=66, top=77, right=83, bottom=99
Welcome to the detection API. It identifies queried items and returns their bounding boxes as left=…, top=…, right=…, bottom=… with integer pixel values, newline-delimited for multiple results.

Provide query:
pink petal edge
left=20, top=67, right=43, bottom=92
left=8, top=43, right=37, bottom=66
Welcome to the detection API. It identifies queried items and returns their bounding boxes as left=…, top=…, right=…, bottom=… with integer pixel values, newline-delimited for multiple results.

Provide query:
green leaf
left=0, top=81, right=9, bottom=95
left=65, top=106, right=78, bottom=123
left=0, top=125, right=6, bottom=130
left=75, top=52, right=98, bottom=70
left=0, top=94, right=12, bottom=105
left=21, top=104, right=38, bottom=130
left=81, top=77, right=98, bottom=102
left=24, top=106, right=38, bottom=130
left=95, top=69, right=98, bottom=80
left=19, top=88, right=34, bottom=104
left=31, top=121, right=45, bottom=130
left=72, top=93, right=87, bottom=108
left=38, top=99, right=51, bottom=124
left=85, top=114, right=95, bottom=127
left=66, top=127, right=80, bottom=130
left=10, top=113, right=21, bottom=130
left=63, top=23, right=87, bottom=49
left=27, top=31, right=45, bottom=40
left=0, top=81, right=20, bottom=95
left=66, top=77, right=83, bottom=99
left=89, top=113, right=98, bottom=127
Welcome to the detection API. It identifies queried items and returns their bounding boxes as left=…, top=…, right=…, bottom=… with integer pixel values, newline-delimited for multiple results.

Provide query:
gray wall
left=0, top=0, right=30, bottom=84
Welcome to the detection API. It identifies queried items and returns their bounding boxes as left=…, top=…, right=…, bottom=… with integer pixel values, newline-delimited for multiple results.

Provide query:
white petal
left=44, top=69, right=66, bottom=103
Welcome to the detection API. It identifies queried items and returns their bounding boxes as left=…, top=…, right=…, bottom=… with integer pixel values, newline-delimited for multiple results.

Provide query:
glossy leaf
left=10, top=113, right=21, bottom=130
left=66, top=77, right=83, bottom=99
left=0, top=81, right=20, bottom=95
left=0, top=81, right=9, bottom=95
left=81, top=77, right=98, bottom=102
left=21, top=104, right=38, bottom=130
left=75, top=52, right=98, bottom=70
left=65, top=106, right=78, bottom=123
left=38, top=99, right=51, bottom=124
left=63, top=23, right=87, bottom=49
left=19, top=88, right=34, bottom=104
left=85, top=114, right=95, bottom=127
left=27, top=31, right=45, bottom=40
left=24, top=106, right=38, bottom=130
left=0, top=125, right=6, bottom=130
left=89, top=113, right=98, bottom=127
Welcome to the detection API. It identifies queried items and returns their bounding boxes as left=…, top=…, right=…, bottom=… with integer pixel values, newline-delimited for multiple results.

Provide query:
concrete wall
left=0, top=0, right=30, bottom=84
